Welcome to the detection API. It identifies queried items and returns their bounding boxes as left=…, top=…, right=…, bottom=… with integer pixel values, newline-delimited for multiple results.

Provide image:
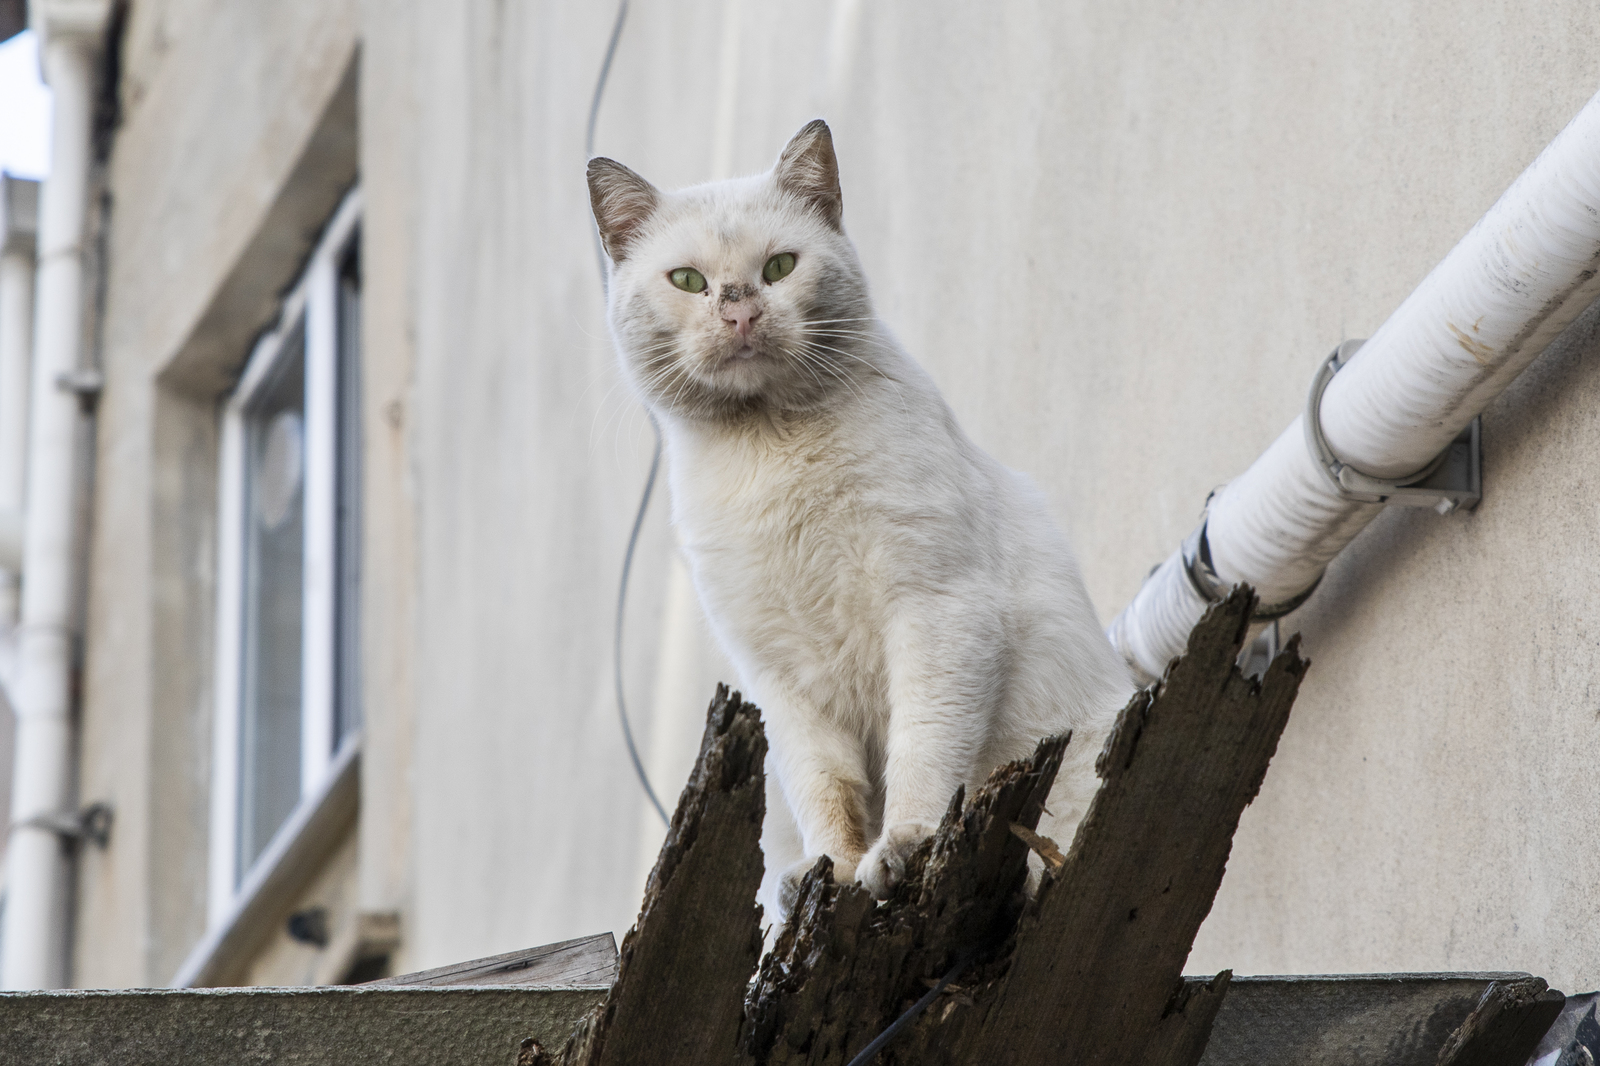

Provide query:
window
left=209, top=190, right=362, bottom=912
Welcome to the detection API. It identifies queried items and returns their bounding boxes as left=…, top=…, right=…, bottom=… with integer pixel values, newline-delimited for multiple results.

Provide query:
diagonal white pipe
left=1110, top=86, right=1600, bottom=682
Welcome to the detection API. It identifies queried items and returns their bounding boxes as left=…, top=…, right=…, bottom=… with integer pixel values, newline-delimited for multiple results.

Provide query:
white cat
left=589, top=120, right=1133, bottom=919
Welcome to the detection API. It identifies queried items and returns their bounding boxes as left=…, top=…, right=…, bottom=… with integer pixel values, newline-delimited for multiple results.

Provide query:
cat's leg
left=761, top=681, right=874, bottom=917
left=858, top=609, right=997, bottom=898
left=756, top=754, right=806, bottom=922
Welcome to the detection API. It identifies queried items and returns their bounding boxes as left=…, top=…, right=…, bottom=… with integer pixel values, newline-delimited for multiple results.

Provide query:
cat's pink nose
left=723, top=303, right=762, bottom=339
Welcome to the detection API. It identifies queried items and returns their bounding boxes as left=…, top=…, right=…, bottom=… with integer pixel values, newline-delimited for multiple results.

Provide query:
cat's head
left=588, top=120, right=874, bottom=422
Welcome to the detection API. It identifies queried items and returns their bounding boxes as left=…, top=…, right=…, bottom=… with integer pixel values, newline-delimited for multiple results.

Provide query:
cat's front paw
left=858, top=822, right=937, bottom=899
left=778, top=854, right=859, bottom=919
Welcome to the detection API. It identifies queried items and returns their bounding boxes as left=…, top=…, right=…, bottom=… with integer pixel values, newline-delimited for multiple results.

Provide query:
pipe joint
left=1306, top=340, right=1482, bottom=515
left=1182, top=519, right=1320, bottom=621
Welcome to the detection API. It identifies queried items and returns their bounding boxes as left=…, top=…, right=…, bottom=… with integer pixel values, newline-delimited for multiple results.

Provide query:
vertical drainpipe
left=0, top=1, right=109, bottom=991
left=0, top=175, right=36, bottom=610
left=0, top=174, right=38, bottom=965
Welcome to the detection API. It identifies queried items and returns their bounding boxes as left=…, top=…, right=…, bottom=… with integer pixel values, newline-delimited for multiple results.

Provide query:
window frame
left=207, top=188, right=362, bottom=923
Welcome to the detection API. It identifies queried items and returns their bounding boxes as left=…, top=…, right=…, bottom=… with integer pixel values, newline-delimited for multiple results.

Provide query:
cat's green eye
left=763, top=252, right=796, bottom=283
left=670, top=267, right=707, bottom=293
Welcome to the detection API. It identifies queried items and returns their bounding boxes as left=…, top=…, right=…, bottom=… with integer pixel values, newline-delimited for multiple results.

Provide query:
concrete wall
left=71, top=0, right=1600, bottom=992
left=381, top=0, right=1600, bottom=989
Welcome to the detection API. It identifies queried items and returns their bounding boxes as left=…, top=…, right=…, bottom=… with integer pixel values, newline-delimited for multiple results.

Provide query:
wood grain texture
left=961, top=586, right=1308, bottom=1065
left=371, top=933, right=618, bottom=988
left=740, top=734, right=1069, bottom=1065
left=1145, top=972, right=1235, bottom=1066
left=1434, top=977, right=1566, bottom=1066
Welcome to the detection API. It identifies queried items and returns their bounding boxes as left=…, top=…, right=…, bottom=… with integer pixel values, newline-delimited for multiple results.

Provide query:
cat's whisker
left=781, top=345, right=846, bottom=403
left=785, top=345, right=871, bottom=409
left=792, top=339, right=912, bottom=422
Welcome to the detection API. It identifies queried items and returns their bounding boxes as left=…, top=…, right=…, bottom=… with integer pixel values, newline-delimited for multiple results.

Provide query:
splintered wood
left=525, top=684, right=768, bottom=1066
left=520, top=589, right=1558, bottom=1066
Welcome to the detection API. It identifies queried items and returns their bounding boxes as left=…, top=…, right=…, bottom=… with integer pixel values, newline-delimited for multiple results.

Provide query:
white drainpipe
left=1109, top=87, right=1600, bottom=682
left=1, top=2, right=108, bottom=990
left=0, top=175, right=37, bottom=606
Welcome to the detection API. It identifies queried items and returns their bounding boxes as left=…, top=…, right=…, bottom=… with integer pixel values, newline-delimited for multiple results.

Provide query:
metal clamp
left=11, top=802, right=114, bottom=848
left=55, top=369, right=104, bottom=397
left=1305, top=339, right=1482, bottom=514
left=1181, top=519, right=1320, bottom=621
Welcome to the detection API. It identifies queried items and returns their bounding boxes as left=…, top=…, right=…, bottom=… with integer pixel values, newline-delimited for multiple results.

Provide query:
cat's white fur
left=589, top=121, right=1133, bottom=919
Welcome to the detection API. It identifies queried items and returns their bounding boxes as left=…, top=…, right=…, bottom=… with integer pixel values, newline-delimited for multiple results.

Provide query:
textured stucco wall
left=382, top=0, right=1600, bottom=986
left=73, top=0, right=1600, bottom=993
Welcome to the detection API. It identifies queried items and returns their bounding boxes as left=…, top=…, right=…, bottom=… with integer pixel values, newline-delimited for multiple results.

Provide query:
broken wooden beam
left=940, top=585, right=1305, bottom=1065
left=532, top=685, right=767, bottom=1066
left=732, top=585, right=1309, bottom=1065
left=370, top=933, right=618, bottom=988
left=517, top=585, right=1559, bottom=1066
left=739, top=734, right=1068, bottom=1065
left=1434, top=976, right=1566, bottom=1066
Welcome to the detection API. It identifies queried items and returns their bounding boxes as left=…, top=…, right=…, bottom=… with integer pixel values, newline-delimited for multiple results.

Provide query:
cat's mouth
left=719, top=342, right=763, bottom=365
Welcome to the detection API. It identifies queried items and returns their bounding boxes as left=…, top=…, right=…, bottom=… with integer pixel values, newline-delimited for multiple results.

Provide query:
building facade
left=0, top=0, right=1596, bottom=991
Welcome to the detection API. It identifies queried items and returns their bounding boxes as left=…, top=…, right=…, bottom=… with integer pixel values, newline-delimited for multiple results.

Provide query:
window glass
left=238, top=323, right=307, bottom=876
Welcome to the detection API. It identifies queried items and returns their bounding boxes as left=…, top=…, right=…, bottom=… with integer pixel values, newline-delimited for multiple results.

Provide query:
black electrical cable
left=587, top=0, right=630, bottom=286
left=588, top=0, right=671, bottom=827
left=612, top=417, right=668, bottom=827
left=844, top=950, right=976, bottom=1066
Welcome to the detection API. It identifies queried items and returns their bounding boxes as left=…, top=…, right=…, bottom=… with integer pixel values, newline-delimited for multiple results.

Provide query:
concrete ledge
left=0, top=985, right=606, bottom=1066
left=1199, top=972, right=1548, bottom=1066
left=0, top=972, right=1564, bottom=1065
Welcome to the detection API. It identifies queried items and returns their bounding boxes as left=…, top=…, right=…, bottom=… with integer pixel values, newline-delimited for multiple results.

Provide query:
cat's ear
left=587, top=158, right=661, bottom=263
left=773, top=119, right=843, bottom=231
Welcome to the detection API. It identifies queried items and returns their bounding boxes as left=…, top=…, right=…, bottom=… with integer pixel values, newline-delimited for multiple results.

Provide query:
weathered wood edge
left=373, top=933, right=618, bottom=988
left=966, top=586, right=1308, bottom=1065
left=1435, top=977, right=1566, bottom=1066
left=530, top=685, right=767, bottom=1066
left=740, top=735, right=1068, bottom=1065
left=1145, top=971, right=1235, bottom=1066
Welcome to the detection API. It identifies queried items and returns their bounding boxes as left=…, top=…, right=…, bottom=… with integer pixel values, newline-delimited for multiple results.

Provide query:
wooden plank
left=964, top=586, right=1307, bottom=1065
left=532, top=685, right=768, bottom=1066
left=1435, top=977, right=1565, bottom=1066
left=369, top=932, right=618, bottom=988
left=1198, top=973, right=1550, bottom=1066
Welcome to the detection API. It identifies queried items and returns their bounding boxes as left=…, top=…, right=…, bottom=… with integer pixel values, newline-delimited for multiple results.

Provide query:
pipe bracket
left=1182, top=519, right=1320, bottom=621
left=1305, top=340, right=1482, bottom=514
left=11, top=801, right=113, bottom=848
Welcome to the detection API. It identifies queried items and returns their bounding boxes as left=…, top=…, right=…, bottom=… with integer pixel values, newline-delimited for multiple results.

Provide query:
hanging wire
left=844, top=950, right=976, bottom=1066
left=587, top=0, right=631, bottom=285
left=613, top=415, right=668, bottom=827
left=587, top=0, right=671, bottom=827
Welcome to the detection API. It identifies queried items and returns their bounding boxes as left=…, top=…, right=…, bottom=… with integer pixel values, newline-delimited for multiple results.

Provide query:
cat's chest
left=671, top=430, right=898, bottom=622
